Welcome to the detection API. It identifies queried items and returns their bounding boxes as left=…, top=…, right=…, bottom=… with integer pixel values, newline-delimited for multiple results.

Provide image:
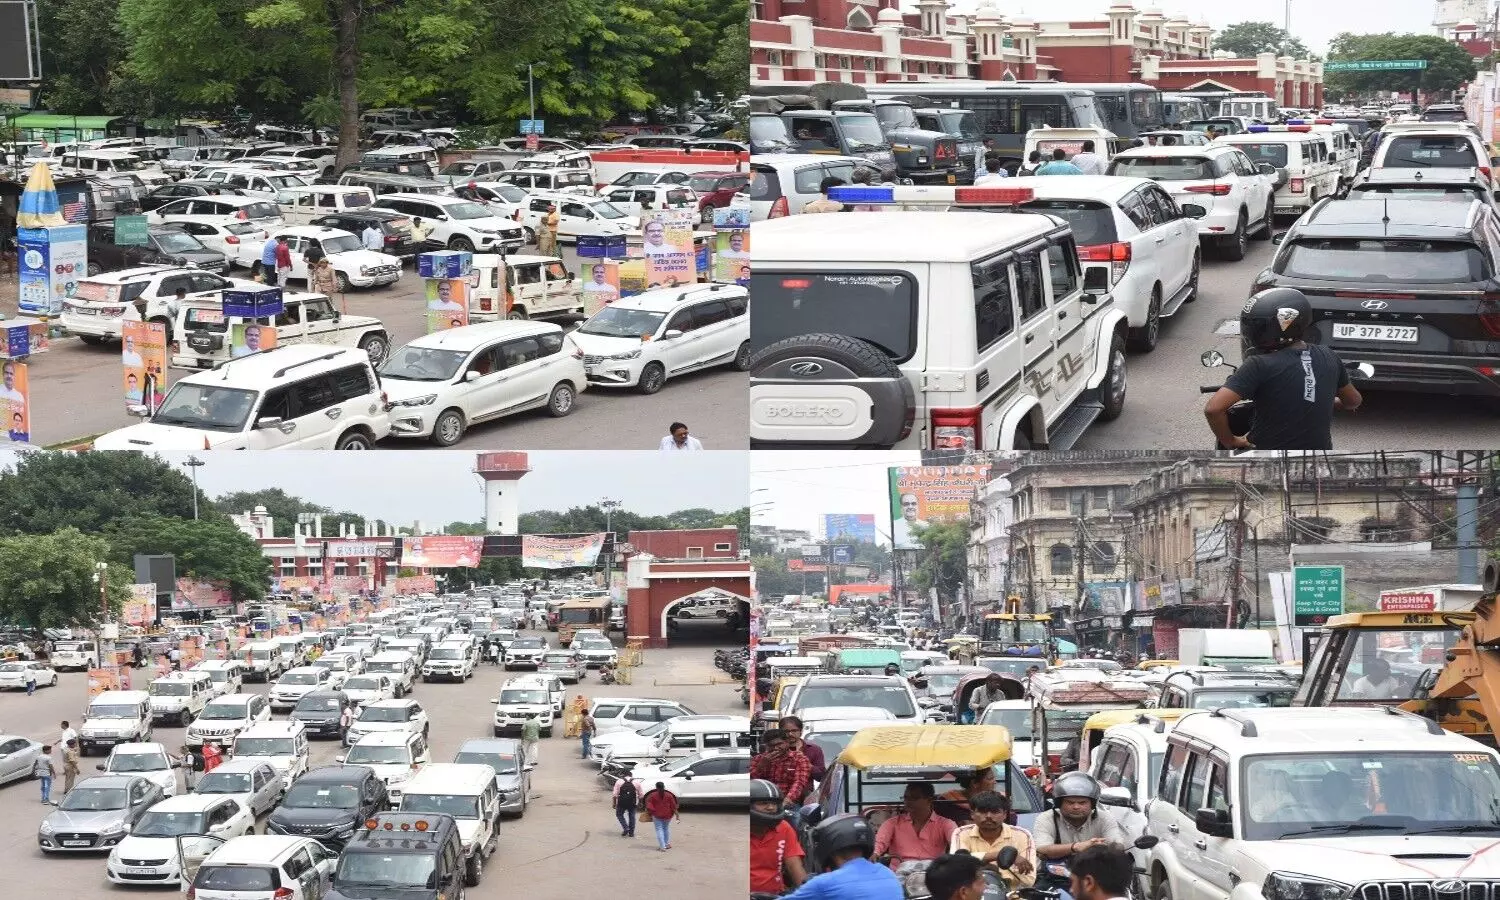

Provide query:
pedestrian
left=537, top=203, right=560, bottom=256
left=361, top=222, right=384, bottom=252
left=1035, top=148, right=1084, bottom=175
left=972, top=157, right=1008, bottom=186
left=487, top=640, right=501, bottom=666
left=274, top=236, right=293, bottom=284
left=259, top=235, right=280, bottom=285
left=642, top=780, right=681, bottom=851
left=580, top=708, right=596, bottom=760
left=24, top=664, right=36, bottom=695
left=131, top=642, right=143, bottom=668
left=310, top=256, right=338, bottom=296
left=59, top=720, right=76, bottom=748
left=659, top=422, right=703, bottom=451
left=62, top=738, right=80, bottom=795
left=201, top=740, right=223, bottom=774
left=521, top=715, right=541, bottom=767
left=612, top=772, right=642, bottom=837
left=801, top=176, right=847, bottom=214
left=35, top=744, right=54, bottom=804
left=1019, top=150, right=1043, bottom=176
left=1069, top=140, right=1106, bottom=175
left=169, top=645, right=182, bottom=670
left=750, top=728, right=812, bottom=826
left=339, top=699, right=354, bottom=740
left=410, top=217, right=430, bottom=249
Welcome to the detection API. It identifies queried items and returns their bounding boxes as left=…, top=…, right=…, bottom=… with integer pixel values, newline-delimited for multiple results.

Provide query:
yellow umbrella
left=17, top=161, right=68, bottom=229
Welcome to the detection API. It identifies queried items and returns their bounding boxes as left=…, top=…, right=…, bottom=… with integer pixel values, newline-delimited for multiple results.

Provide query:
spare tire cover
left=749, top=332, right=915, bottom=447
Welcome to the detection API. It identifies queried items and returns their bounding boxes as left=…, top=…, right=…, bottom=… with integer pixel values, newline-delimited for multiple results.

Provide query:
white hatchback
left=571, top=282, right=749, bottom=393
left=99, top=741, right=180, bottom=797
left=171, top=220, right=268, bottom=269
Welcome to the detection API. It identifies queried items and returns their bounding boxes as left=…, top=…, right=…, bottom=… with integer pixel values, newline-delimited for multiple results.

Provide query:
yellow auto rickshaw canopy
left=1136, top=659, right=1180, bottom=671
left=838, top=724, right=1012, bottom=768
left=1083, top=707, right=1198, bottom=734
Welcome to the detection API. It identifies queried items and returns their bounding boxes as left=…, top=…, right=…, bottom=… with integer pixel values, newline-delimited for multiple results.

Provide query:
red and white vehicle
left=589, top=148, right=747, bottom=191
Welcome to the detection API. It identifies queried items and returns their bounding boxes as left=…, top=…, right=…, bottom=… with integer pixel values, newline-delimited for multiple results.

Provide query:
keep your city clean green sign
left=1324, top=60, right=1430, bottom=72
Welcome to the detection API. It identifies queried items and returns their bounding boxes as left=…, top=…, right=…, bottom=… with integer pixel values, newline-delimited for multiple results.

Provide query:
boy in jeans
left=35, top=744, right=54, bottom=803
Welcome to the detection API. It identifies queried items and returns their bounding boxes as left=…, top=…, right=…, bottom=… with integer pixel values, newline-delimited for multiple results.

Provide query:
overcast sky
left=751, top=451, right=918, bottom=542
left=0, top=450, right=749, bottom=525
left=923, top=0, right=1436, bottom=54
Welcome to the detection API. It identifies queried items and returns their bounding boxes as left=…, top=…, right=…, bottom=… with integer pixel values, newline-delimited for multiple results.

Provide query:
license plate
left=62, top=840, right=89, bottom=847
left=947, top=174, right=956, bottom=184
left=73, top=308, right=96, bottom=316
left=125, top=867, right=157, bottom=875
left=1332, top=323, right=1418, bottom=343
left=1274, top=207, right=1300, bottom=214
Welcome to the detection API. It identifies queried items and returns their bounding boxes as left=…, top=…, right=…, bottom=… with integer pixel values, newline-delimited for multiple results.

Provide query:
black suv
left=1346, top=167, right=1498, bottom=212
left=1252, top=196, right=1500, bottom=399
left=327, top=813, right=466, bottom=900
left=308, top=209, right=417, bottom=259
left=290, top=688, right=354, bottom=740
left=86, top=221, right=229, bottom=275
left=266, top=765, right=387, bottom=850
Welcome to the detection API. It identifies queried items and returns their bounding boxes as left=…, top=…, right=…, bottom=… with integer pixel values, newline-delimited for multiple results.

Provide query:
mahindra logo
left=1433, top=882, right=1464, bottom=895
left=788, top=362, right=823, bottom=376
left=1361, top=299, right=1389, bottom=311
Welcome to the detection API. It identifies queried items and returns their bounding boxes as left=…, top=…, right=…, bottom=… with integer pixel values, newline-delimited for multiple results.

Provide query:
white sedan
left=0, top=660, right=58, bottom=690
left=0, top=734, right=45, bottom=785
left=619, top=748, right=749, bottom=803
left=340, top=674, right=396, bottom=706
left=170, top=220, right=268, bottom=269
left=271, top=226, right=403, bottom=290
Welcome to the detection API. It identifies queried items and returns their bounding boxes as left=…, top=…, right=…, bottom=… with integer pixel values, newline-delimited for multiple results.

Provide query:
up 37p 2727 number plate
left=1332, top=323, right=1418, bottom=343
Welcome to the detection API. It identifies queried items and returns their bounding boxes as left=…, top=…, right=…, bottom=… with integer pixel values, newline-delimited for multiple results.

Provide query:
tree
left=102, top=515, right=272, bottom=604
left=909, top=522, right=969, bottom=606
left=1325, top=33, right=1477, bottom=95
left=702, top=17, right=750, bottom=105
left=0, top=451, right=208, bottom=537
left=0, top=529, right=130, bottom=629
left=212, top=487, right=370, bottom=538
left=1212, top=21, right=1308, bottom=59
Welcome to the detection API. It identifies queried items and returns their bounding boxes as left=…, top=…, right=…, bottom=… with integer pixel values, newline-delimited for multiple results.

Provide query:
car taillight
left=225, top=235, right=239, bottom=244
left=1048, top=753, right=1062, bottom=770
left=1480, top=294, right=1500, bottom=338
left=274, top=889, right=294, bottom=900
left=1481, top=166, right=1492, bottom=184
left=769, top=196, right=789, bottom=218
left=385, top=234, right=398, bottom=244
left=931, top=406, right=981, bottom=450
left=1184, top=183, right=1232, bottom=196
left=1288, top=177, right=1305, bottom=193
left=1078, top=242, right=1131, bottom=284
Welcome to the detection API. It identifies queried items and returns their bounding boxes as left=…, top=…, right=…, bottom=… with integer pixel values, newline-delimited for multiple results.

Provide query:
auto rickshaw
left=837, top=647, right=902, bottom=674
left=1076, top=707, right=1199, bottom=773
left=798, top=724, right=1045, bottom=874
left=951, top=671, right=1026, bottom=724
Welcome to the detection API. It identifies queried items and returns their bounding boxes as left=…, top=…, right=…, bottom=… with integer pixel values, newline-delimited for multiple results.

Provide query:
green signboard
left=114, top=215, right=149, bottom=246
left=1324, top=59, right=1429, bottom=72
left=1293, top=565, right=1345, bottom=626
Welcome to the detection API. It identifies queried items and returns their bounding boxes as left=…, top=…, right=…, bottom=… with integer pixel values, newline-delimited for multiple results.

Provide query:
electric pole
left=1228, top=486, right=1246, bottom=628
left=1075, top=514, right=1087, bottom=638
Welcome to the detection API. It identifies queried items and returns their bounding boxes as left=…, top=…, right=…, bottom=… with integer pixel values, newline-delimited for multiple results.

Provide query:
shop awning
left=11, top=114, right=122, bottom=130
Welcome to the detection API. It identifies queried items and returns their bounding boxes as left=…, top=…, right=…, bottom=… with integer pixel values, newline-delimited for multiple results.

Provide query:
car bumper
left=106, top=862, right=180, bottom=884
left=422, top=667, right=466, bottom=681
left=61, top=315, right=124, bottom=339
left=40, top=832, right=118, bottom=852
left=505, top=658, right=540, bottom=668
left=79, top=735, right=136, bottom=753
left=269, top=695, right=304, bottom=710
left=296, top=719, right=345, bottom=737
left=1319, top=345, right=1500, bottom=398
left=1271, top=189, right=1316, bottom=215
left=904, top=167, right=964, bottom=185
left=582, top=357, right=646, bottom=387
left=499, top=789, right=525, bottom=814
left=474, top=234, right=525, bottom=253
left=349, top=268, right=402, bottom=288
left=388, top=411, right=437, bottom=438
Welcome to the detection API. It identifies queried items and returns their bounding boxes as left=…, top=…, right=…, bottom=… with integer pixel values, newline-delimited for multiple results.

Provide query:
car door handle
left=278, top=423, right=297, bottom=434
left=1025, top=334, right=1035, bottom=344
left=1058, top=312, right=1068, bottom=321
left=325, top=408, right=342, bottom=420
left=1194, top=840, right=1208, bottom=850
left=1154, top=237, right=1165, bottom=243
left=1167, top=824, right=1179, bottom=833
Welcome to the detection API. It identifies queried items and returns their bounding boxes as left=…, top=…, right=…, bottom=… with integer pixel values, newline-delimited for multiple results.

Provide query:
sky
left=750, top=451, right=918, bottom=542
left=926, top=0, right=1438, bottom=54
left=0, top=449, right=750, bottom=526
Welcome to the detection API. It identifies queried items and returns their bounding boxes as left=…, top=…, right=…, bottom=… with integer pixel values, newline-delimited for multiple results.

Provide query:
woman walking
left=642, top=781, right=681, bottom=851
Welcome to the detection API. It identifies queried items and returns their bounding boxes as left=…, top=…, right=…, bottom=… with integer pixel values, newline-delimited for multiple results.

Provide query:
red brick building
left=625, top=527, right=740, bottom=559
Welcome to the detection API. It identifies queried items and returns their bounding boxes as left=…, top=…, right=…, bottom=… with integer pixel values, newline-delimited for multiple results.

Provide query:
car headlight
left=336, top=823, right=357, bottom=837
left=607, top=350, right=642, bottom=360
left=1263, top=874, right=1352, bottom=900
left=100, top=824, right=126, bottom=838
left=397, top=394, right=438, bottom=407
left=388, top=771, right=410, bottom=783
left=360, top=265, right=371, bottom=275
left=38, top=821, right=54, bottom=835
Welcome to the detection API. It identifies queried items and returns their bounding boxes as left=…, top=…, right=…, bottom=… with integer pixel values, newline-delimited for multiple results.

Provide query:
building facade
left=626, top=527, right=741, bottom=559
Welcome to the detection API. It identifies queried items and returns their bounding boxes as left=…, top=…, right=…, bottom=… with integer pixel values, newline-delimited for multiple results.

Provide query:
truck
left=912, top=107, right=984, bottom=184
left=831, top=96, right=965, bottom=185
left=1176, top=628, right=1276, bottom=669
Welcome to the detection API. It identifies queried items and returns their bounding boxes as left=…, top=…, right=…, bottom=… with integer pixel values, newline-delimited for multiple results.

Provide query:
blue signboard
left=519, top=119, right=546, bottom=135
left=18, top=224, right=87, bottom=316
left=696, top=241, right=710, bottom=277
left=576, top=235, right=606, bottom=258
left=824, top=514, right=878, bottom=544
left=223, top=287, right=284, bottom=319
left=418, top=251, right=472, bottom=279
left=832, top=545, right=853, bottom=565
left=605, top=235, right=628, bottom=259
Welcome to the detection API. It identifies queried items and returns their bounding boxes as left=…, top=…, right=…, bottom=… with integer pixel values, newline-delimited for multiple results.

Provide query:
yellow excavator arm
left=1422, top=591, right=1500, bottom=738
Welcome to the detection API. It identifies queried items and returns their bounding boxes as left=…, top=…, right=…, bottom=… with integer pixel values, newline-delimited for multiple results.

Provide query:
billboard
left=887, top=465, right=990, bottom=549
left=0, top=3, right=38, bottom=82
left=824, top=514, right=877, bottom=545
left=401, top=536, right=483, bottom=568
left=522, top=534, right=606, bottom=569
left=173, top=578, right=232, bottom=611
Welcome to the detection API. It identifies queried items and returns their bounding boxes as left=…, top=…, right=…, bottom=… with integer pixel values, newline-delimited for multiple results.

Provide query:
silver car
left=537, top=650, right=584, bottom=684
left=38, top=774, right=164, bottom=852
left=191, top=758, right=285, bottom=818
left=453, top=738, right=534, bottom=817
left=0, top=733, right=44, bottom=785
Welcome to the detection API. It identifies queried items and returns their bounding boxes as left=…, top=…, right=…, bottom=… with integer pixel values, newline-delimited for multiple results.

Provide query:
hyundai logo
left=1361, top=299, right=1389, bottom=311
left=788, top=362, right=823, bottom=376
left=1433, top=882, right=1464, bottom=895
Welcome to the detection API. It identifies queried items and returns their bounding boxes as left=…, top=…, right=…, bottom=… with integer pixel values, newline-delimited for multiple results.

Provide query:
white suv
left=171, top=290, right=390, bottom=370
left=60, top=265, right=251, bottom=344
left=372, top=192, right=525, bottom=254
left=1107, top=143, right=1277, bottom=261
left=1144, top=707, right=1500, bottom=900
left=268, top=225, right=403, bottom=290
left=571, top=283, right=750, bottom=393
left=92, top=345, right=392, bottom=450
left=515, top=191, right=639, bottom=245
left=1371, top=123, right=1497, bottom=191
left=491, top=679, right=557, bottom=737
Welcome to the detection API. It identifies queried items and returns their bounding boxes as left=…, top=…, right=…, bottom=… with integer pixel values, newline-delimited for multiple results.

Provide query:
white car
left=60, top=265, right=252, bottom=344
left=515, top=191, right=638, bottom=245
left=270, top=666, right=334, bottom=710
left=344, top=698, right=430, bottom=746
left=1107, top=143, right=1277, bottom=261
left=571, top=637, right=618, bottom=668
left=340, top=674, right=397, bottom=706
left=312, top=650, right=365, bottom=687
left=337, top=732, right=429, bottom=804
left=199, top=166, right=312, bottom=200
left=269, top=225, right=403, bottom=290
left=169, top=220, right=269, bottom=269
left=99, top=742, right=180, bottom=797
left=189, top=661, right=246, bottom=698
left=105, top=794, right=254, bottom=886
left=0, top=660, right=57, bottom=690
left=186, top=693, right=272, bottom=749
left=607, top=170, right=692, bottom=189
left=600, top=183, right=701, bottom=225
left=381, top=320, right=587, bottom=446
left=145, top=195, right=286, bottom=230
left=371, top=192, right=525, bottom=254
left=253, top=145, right=339, bottom=177
left=622, top=748, right=749, bottom=803
left=231, top=721, right=310, bottom=782
left=191, top=758, right=287, bottom=819
left=1371, top=122, right=1496, bottom=191
left=571, top=283, right=749, bottom=393
left=0, top=734, right=45, bottom=784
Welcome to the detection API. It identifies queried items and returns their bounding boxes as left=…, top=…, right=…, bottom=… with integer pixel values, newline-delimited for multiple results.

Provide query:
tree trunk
left=334, top=0, right=361, bottom=173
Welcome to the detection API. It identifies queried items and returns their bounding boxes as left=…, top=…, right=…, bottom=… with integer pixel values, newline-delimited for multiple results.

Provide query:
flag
left=61, top=198, right=89, bottom=222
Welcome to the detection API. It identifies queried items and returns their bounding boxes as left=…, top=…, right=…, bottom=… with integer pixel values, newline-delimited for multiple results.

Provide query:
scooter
left=1199, top=349, right=1374, bottom=450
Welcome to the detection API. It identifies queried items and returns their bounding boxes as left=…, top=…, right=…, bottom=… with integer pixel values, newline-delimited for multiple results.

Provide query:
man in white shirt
left=1350, top=658, right=1400, bottom=699
left=1069, top=140, right=1107, bottom=175
left=891, top=493, right=930, bottom=549
left=59, top=721, right=76, bottom=748
left=121, top=336, right=144, bottom=368
left=973, top=158, right=1009, bottom=186
left=582, top=263, right=618, bottom=300
left=718, top=231, right=749, bottom=259
left=361, top=223, right=383, bottom=251
left=659, top=422, right=703, bottom=451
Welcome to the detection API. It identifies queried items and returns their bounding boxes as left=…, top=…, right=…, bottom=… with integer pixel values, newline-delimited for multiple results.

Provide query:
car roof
left=93, top=690, right=150, bottom=701
left=299, top=764, right=371, bottom=784
left=593, top=282, right=746, bottom=314
left=204, top=834, right=312, bottom=864
left=282, top=666, right=325, bottom=675
left=111, top=742, right=168, bottom=753
left=1356, top=167, right=1484, bottom=185
left=206, top=692, right=257, bottom=704
left=1299, top=197, right=1482, bottom=236
left=366, top=698, right=416, bottom=708
left=756, top=212, right=1060, bottom=263
left=315, top=208, right=405, bottom=221
left=238, top=720, right=305, bottom=736
left=175, top=193, right=278, bottom=206
left=207, top=757, right=273, bottom=774
left=402, top=320, right=561, bottom=352
left=376, top=192, right=470, bottom=204
left=79, top=264, right=192, bottom=283
left=78, top=774, right=143, bottom=790
left=1113, top=144, right=1230, bottom=158
left=457, top=737, right=523, bottom=753
left=273, top=226, right=356, bottom=240
left=1171, top=706, right=1490, bottom=755
left=1019, top=174, right=1156, bottom=202
left=150, top=793, right=228, bottom=812
left=177, top=344, right=371, bottom=388
left=350, top=731, right=416, bottom=746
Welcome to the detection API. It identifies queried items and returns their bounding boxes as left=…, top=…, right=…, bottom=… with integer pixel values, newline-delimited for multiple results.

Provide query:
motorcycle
left=1199, top=349, right=1374, bottom=450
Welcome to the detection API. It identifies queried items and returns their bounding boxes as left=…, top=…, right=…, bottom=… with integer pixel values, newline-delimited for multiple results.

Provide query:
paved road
left=1074, top=237, right=1500, bottom=449
left=0, top=250, right=747, bottom=450
left=0, top=624, right=745, bottom=899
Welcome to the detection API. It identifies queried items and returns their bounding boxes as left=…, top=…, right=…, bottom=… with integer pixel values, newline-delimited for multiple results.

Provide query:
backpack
left=617, top=779, right=638, bottom=809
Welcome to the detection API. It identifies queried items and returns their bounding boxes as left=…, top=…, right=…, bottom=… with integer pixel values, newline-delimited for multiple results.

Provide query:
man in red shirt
left=751, top=728, right=813, bottom=812
left=751, top=779, right=807, bottom=894
left=873, top=782, right=958, bottom=870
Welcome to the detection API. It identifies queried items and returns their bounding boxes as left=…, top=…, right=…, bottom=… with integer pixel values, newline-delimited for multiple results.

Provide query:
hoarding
left=823, top=513, right=877, bottom=544
left=521, top=534, right=606, bottom=569
left=401, top=536, right=482, bottom=568
left=887, top=465, right=990, bottom=549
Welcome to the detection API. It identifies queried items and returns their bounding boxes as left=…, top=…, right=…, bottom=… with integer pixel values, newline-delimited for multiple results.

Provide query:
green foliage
left=0, top=528, right=130, bottom=629
left=1326, top=33, right=1477, bottom=94
left=102, top=515, right=272, bottom=604
left=211, top=487, right=371, bottom=538
left=749, top=540, right=889, bottom=599
left=909, top=522, right=969, bottom=602
left=703, top=17, right=751, bottom=107
left=0, top=451, right=206, bottom=536
left=1212, top=22, right=1308, bottom=59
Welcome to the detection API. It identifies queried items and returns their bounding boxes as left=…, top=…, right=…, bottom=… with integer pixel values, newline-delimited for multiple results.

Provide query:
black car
left=1347, top=167, right=1498, bottom=212
left=1252, top=196, right=1500, bottom=399
left=266, top=765, right=387, bottom=850
left=309, top=209, right=417, bottom=258
left=327, top=813, right=466, bottom=900
left=1421, top=104, right=1468, bottom=123
left=290, top=689, right=354, bottom=740
left=85, top=221, right=229, bottom=275
left=138, top=180, right=248, bottom=212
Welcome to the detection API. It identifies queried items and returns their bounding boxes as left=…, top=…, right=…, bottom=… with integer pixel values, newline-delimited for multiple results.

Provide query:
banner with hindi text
left=522, top=533, right=606, bottom=569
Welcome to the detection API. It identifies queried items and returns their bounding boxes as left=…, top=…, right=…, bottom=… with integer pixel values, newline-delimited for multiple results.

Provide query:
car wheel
left=450, top=236, right=475, bottom=252
left=547, top=382, right=576, bottom=417
left=1128, top=286, right=1162, bottom=353
left=359, top=333, right=389, bottom=366
left=335, top=429, right=375, bottom=450
left=1155, top=877, right=1174, bottom=900
left=1220, top=211, right=1248, bottom=261
left=86, top=261, right=101, bottom=276
left=179, top=709, right=193, bottom=727
left=1255, top=197, right=1275, bottom=239
left=732, top=341, right=751, bottom=371
left=335, top=271, right=351, bottom=292
left=430, top=408, right=466, bottom=446
left=1098, top=329, right=1127, bottom=422
left=506, top=308, right=527, bottom=321
left=637, top=362, right=666, bottom=395
left=1183, top=251, right=1201, bottom=304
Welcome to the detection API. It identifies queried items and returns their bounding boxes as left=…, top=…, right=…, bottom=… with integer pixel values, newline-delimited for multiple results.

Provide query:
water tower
left=476, top=453, right=531, bottom=534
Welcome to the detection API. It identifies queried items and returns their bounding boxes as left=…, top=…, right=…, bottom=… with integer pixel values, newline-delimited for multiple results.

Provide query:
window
left=1181, top=752, right=1210, bottom=814
left=703, top=732, right=734, bottom=748
left=1121, top=193, right=1151, bottom=231
left=1206, top=761, right=1229, bottom=813
left=1141, top=189, right=1175, bottom=226
left=302, top=297, right=337, bottom=322
left=1015, top=253, right=1046, bottom=319
left=1048, top=488, right=1069, bottom=512
left=328, top=365, right=373, bottom=402
left=1049, top=543, right=1073, bottom=575
left=714, top=542, right=732, bottom=552
left=1090, top=541, right=1116, bottom=573
left=971, top=254, right=1015, bottom=352
left=1046, top=243, right=1078, bottom=301
left=725, top=295, right=748, bottom=317
left=594, top=704, right=625, bottom=719
left=498, top=337, right=541, bottom=368
left=1159, top=743, right=1189, bottom=803
left=1095, top=742, right=1137, bottom=795
left=536, top=332, right=563, bottom=357
left=288, top=376, right=339, bottom=418
left=691, top=301, right=734, bottom=327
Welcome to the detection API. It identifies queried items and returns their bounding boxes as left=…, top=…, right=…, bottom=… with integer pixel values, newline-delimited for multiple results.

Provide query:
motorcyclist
left=1203, top=287, right=1362, bottom=450
left=922, top=853, right=989, bottom=900
left=780, top=813, right=903, bottom=900
left=751, top=779, right=808, bottom=895
left=1033, top=772, right=1126, bottom=874
left=1069, top=844, right=1135, bottom=900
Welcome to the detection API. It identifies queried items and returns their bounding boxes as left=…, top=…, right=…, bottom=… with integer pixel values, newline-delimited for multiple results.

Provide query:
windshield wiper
left=1423, top=823, right=1500, bottom=834
left=1278, top=823, right=1407, bottom=838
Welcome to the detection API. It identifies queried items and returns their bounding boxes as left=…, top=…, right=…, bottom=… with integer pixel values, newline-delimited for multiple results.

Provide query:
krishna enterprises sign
left=1324, top=59, right=1429, bottom=71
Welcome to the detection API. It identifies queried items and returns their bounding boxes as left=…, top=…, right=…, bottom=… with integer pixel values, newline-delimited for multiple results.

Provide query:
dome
left=1142, top=6, right=1164, bottom=16
left=973, top=1, right=1001, bottom=22
left=1009, top=15, right=1035, bottom=27
left=876, top=6, right=904, bottom=23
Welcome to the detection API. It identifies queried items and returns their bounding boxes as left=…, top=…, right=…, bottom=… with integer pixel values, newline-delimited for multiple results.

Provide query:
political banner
left=642, top=210, right=694, bottom=289
left=328, top=575, right=370, bottom=596
left=278, top=576, right=315, bottom=593
left=231, top=322, right=277, bottom=358
left=395, top=575, right=437, bottom=594
left=0, top=320, right=48, bottom=358
left=888, top=465, right=991, bottom=549
left=522, top=534, right=606, bottom=569
left=401, top=536, right=483, bottom=568
left=712, top=229, right=750, bottom=285
left=712, top=207, right=751, bottom=230
left=426, top=278, right=470, bottom=333
left=88, top=668, right=120, bottom=698
left=122, top=320, right=167, bottom=413
left=173, top=578, right=232, bottom=611
left=1, top=360, right=29, bottom=442
left=580, top=259, right=621, bottom=317
left=123, top=583, right=157, bottom=627
left=824, top=514, right=877, bottom=544
left=18, top=224, right=86, bottom=316
left=326, top=541, right=381, bottom=558
left=179, top=638, right=204, bottom=668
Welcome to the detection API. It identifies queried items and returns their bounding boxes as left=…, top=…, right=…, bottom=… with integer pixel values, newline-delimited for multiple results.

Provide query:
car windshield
left=235, top=738, right=294, bottom=756
left=89, top=704, right=139, bottom=719
left=1230, top=142, right=1290, bottom=168
left=455, top=750, right=521, bottom=775
left=335, top=849, right=437, bottom=888
left=1241, top=751, right=1500, bottom=840
left=133, top=810, right=207, bottom=836
left=592, top=201, right=628, bottom=219
left=282, top=782, right=359, bottom=809
left=344, top=677, right=385, bottom=691
left=322, top=234, right=363, bottom=254
left=195, top=771, right=252, bottom=793
left=836, top=114, right=887, bottom=150
left=444, top=201, right=495, bottom=220
left=400, top=792, right=479, bottom=818
left=155, top=231, right=207, bottom=253
left=59, top=787, right=128, bottom=811
left=110, top=751, right=168, bottom=772
left=0, top=662, right=27, bottom=672
left=919, top=672, right=964, bottom=694
left=151, top=383, right=258, bottom=432
left=1384, top=135, right=1477, bottom=167
left=430, top=648, right=461, bottom=660
left=1017, top=200, right=1118, bottom=245
left=295, top=695, right=344, bottom=712
left=151, top=682, right=193, bottom=696
left=359, top=706, right=410, bottom=723
left=199, top=703, right=246, bottom=720
left=242, top=201, right=281, bottom=218
left=346, top=745, right=411, bottom=765
left=750, top=116, right=794, bottom=150
left=281, top=673, right=322, bottom=685
left=1279, top=239, right=1489, bottom=284
left=380, top=346, right=469, bottom=382
left=751, top=271, right=917, bottom=362
left=512, top=638, right=543, bottom=649
left=978, top=704, right=1035, bottom=738
left=1352, top=185, right=1484, bottom=203
left=1189, top=689, right=1295, bottom=709
left=578, top=306, right=666, bottom=338
left=500, top=689, right=549, bottom=705
left=619, top=173, right=663, bottom=186
left=1109, top=156, right=1214, bottom=180
left=443, top=162, right=479, bottom=175
left=794, top=684, right=916, bottom=718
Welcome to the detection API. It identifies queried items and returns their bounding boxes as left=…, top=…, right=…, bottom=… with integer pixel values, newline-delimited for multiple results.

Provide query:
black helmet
left=813, top=813, right=876, bottom=866
left=750, top=779, right=785, bottom=827
left=1240, top=288, right=1313, bottom=352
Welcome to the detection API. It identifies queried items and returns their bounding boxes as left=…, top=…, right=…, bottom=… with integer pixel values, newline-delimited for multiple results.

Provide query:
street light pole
left=600, top=498, right=622, bottom=588
left=183, top=455, right=204, bottom=520
left=527, top=64, right=536, bottom=128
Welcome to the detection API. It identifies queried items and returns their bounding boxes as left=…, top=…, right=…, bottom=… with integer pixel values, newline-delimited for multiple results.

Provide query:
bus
left=1161, top=93, right=1210, bottom=126
left=553, top=598, right=612, bottom=645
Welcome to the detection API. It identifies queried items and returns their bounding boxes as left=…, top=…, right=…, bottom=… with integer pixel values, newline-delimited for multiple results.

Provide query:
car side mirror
left=663, top=329, right=683, bottom=339
left=464, top=370, right=483, bottom=382
left=334, top=754, right=346, bottom=763
left=524, top=763, right=537, bottom=771
left=681, top=771, right=694, bottom=779
left=1200, top=349, right=1226, bottom=368
left=95, top=764, right=105, bottom=771
left=1099, top=785, right=1135, bottom=811
left=255, top=416, right=284, bottom=429
left=1271, top=232, right=1286, bottom=245
left=126, top=404, right=151, bottom=418
left=488, top=698, right=499, bottom=703
left=1194, top=807, right=1233, bottom=838
left=1256, top=162, right=1276, bottom=175
left=1080, top=292, right=1100, bottom=305
left=1179, top=204, right=1207, bottom=219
